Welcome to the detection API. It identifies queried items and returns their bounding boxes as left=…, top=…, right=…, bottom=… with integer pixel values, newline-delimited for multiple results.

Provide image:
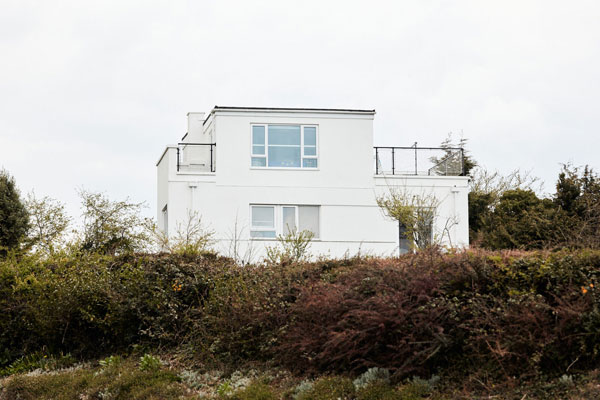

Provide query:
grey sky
left=1, top=0, right=599, bottom=219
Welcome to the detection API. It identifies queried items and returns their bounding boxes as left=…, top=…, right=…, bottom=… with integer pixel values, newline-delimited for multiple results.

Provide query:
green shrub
left=24, top=193, right=70, bottom=256
left=265, top=229, right=314, bottom=264
left=195, top=262, right=315, bottom=363
left=139, top=354, right=162, bottom=372
left=356, top=380, right=402, bottom=400
left=296, top=376, right=355, bottom=400
left=229, top=381, right=278, bottom=400
left=77, top=190, right=148, bottom=255
left=0, top=352, right=76, bottom=377
left=479, top=189, right=558, bottom=250
left=0, top=252, right=231, bottom=365
left=217, top=381, right=235, bottom=397
left=99, top=355, right=122, bottom=371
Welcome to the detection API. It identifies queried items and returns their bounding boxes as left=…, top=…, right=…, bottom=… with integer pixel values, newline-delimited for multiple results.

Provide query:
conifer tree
left=0, top=169, right=29, bottom=254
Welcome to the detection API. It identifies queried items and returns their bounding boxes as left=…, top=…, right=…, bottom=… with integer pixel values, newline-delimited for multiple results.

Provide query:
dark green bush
left=0, top=169, right=29, bottom=255
left=0, top=252, right=232, bottom=364
left=471, top=164, right=600, bottom=250
left=479, top=189, right=558, bottom=250
left=194, top=262, right=316, bottom=363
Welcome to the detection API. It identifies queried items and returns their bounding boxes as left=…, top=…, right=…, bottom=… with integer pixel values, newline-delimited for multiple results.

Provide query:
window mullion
left=266, top=126, right=269, bottom=167
left=301, top=126, right=305, bottom=159
left=276, top=205, right=281, bottom=235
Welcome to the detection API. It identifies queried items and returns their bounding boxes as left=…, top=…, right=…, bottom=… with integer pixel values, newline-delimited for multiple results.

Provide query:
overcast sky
left=1, top=0, right=599, bottom=219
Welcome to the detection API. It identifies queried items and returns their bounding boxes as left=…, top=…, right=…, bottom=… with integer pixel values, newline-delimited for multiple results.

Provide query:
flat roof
left=201, top=106, right=376, bottom=126
left=211, top=105, right=376, bottom=114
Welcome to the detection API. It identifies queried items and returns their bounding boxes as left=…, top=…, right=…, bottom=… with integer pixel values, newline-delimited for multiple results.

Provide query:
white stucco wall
left=157, top=108, right=470, bottom=261
left=212, top=110, right=375, bottom=189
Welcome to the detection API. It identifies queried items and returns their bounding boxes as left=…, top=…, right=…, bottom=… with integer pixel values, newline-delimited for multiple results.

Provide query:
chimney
left=185, top=112, right=206, bottom=143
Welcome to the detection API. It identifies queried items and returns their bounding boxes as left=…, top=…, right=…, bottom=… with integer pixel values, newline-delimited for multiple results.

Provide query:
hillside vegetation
left=2, top=249, right=600, bottom=398
left=3, top=161, right=600, bottom=398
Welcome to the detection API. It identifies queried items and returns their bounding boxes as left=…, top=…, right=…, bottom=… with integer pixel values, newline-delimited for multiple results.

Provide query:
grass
left=0, top=358, right=188, bottom=400
left=2, top=357, right=600, bottom=400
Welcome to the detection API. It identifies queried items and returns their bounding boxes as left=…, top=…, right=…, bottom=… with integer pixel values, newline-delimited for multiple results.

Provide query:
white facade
left=156, top=106, right=469, bottom=260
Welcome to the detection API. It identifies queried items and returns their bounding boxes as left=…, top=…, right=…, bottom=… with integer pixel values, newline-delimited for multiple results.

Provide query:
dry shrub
left=277, top=256, right=459, bottom=377
left=276, top=250, right=600, bottom=379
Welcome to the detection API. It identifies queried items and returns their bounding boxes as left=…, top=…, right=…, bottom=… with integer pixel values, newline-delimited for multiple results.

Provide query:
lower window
left=398, top=208, right=434, bottom=252
left=250, top=204, right=320, bottom=238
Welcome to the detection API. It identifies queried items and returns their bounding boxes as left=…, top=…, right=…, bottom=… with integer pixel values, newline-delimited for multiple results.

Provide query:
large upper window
left=250, top=205, right=320, bottom=238
left=251, top=125, right=318, bottom=168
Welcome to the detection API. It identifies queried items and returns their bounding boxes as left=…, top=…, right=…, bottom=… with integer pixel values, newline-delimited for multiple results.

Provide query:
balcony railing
left=177, top=143, right=216, bottom=173
left=374, top=144, right=465, bottom=176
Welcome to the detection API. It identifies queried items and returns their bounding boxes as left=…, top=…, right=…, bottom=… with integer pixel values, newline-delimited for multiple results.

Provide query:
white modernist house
left=156, top=106, right=469, bottom=260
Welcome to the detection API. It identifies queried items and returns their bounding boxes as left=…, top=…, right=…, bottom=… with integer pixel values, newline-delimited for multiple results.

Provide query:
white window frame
left=281, top=205, right=299, bottom=234
left=301, top=126, right=318, bottom=168
left=250, top=125, right=267, bottom=167
left=250, top=204, right=319, bottom=239
left=250, top=124, right=319, bottom=169
left=414, top=206, right=435, bottom=247
left=249, top=205, right=277, bottom=238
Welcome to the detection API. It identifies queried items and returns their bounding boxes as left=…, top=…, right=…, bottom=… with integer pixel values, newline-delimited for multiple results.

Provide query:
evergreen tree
left=0, top=169, right=29, bottom=254
left=555, top=164, right=583, bottom=216
left=553, top=164, right=600, bottom=248
left=480, top=189, right=557, bottom=250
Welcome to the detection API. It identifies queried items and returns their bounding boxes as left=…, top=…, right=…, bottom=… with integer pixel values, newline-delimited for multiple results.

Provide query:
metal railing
left=374, top=144, right=464, bottom=176
left=176, top=143, right=216, bottom=173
